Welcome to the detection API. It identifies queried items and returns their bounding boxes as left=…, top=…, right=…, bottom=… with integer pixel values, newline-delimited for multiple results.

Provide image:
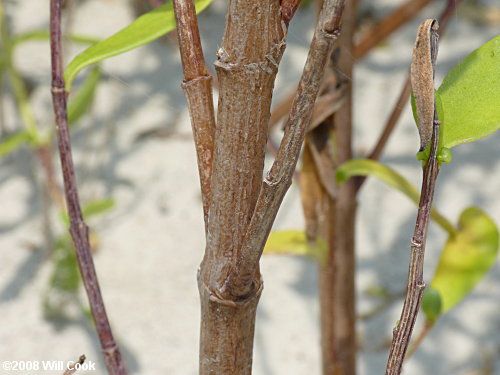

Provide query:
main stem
left=385, top=118, right=441, bottom=375
left=198, top=1, right=287, bottom=373
left=193, top=0, right=346, bottom=373
left=49, top=2, right=126, bottom=374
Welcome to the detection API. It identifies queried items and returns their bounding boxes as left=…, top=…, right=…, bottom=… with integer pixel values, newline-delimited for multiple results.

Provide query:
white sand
left=1, top=1, right=499, bottom=374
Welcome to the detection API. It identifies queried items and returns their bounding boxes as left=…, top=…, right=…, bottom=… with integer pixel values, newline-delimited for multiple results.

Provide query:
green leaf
left=82, top=198, right=115, bottom=219
left=0, top=130, right=32, bottom=156
left=263, top=230, right=328, bottom=263
left=64, top=0, right=213, bottom=91
left=68, top=66, right=101, bottom=125
left=436, top=36, right=500, bottom=149
left=59, top=198, right=115, bottom=227
left=421, top=287, right=442, bottom=323
left=336, top=159, right=455, bottom=235
left=43, top=235, right=81, bottom=320
left=431, top=207, right=499, bottom=313
left=50, top=235, right=80, bottom=293
left=12, top=30, right=100, bottom=46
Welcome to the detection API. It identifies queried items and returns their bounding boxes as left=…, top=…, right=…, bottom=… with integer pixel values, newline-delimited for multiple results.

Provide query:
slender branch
left=62, top=355, right=86, bottom=375
left=49, top=2, right=127, bottom=375
left=269, top=75, right=345, bottom=133
left=354, top=0, right=433, bottom=59
left=218, top=0, right=347, bottom=299
left=173, top=0, right=216, bottom=229
left=355, top=0, right=458, bottom=191
left=268, top=0, right=435, bottom=132
left=385, top=113, right=441, bottom=375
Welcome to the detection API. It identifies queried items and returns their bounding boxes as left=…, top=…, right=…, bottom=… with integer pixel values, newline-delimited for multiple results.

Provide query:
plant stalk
left=384, top=115, right=441, bottom=375
left=173, top=0, right=216, bottom=230
left=218, top=0, right=347, bottom=301
left=192, top=0, right=346, bottom=372
left=49, top=1, right=127, bottom=374
left=196, top=0, right=292, bottom=373
left=313, top=1, right=359, bottom=374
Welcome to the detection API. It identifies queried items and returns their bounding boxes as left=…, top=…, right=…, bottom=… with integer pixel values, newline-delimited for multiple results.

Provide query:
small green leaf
left=263, top=230, right=328, bottom=263
left=436, top=36, right=500, bottom=149
left=59, top=198, right=115, bottom=226
left=64, top=0, right=213, bottom=91
left=336, top=159, right=456, bottom=235
left=68, top=66, right=101, bottom=125
left=437, top=147, right=452, bottom=164
left=431, top=207, right=499, bottom=313
left=421, top=287, right=442, bottom=323
left=0, top=130, right=33, bottom=156
left=82, top=198, right=115, bottom=219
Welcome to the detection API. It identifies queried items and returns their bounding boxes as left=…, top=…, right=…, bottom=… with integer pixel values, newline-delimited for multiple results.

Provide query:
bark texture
left=198, top=1, right=287, bottom=373
left=311, top=1, right=359, bottom=374
left=196, top=0, right=346, bottom=373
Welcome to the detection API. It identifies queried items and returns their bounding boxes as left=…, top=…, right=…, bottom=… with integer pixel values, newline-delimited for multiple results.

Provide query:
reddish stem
left=49, top=1, right=127, bottom=374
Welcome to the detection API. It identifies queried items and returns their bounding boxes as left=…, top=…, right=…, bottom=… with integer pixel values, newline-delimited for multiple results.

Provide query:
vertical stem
left=173, top=0, right=216, bottom=230
left=197, top=1, right=287, bottom=373
left=385, top=117, right=441, bottom=375
left=194, top=0, right=346, bottom=372
left=315, top=1, right=358, bottom=374
left=49, top=2, right=127, bottom=374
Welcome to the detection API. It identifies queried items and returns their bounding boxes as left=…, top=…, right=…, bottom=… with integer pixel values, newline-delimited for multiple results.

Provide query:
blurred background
left=0, top=0, right=499, bottom=374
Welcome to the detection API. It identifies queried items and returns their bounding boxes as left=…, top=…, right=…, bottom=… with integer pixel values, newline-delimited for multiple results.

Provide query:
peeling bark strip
left=410, top=19, right=439, bottom=151
left=49, top=1, right=127, bottom=375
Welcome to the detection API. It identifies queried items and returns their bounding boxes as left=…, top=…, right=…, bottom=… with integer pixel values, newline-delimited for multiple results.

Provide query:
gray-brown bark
left=197, top=1, right=287, bottom=373
left=192, top=0, right=346, bottom=373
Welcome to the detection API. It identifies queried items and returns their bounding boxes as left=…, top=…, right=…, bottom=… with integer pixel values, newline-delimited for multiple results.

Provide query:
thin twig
left=268, top=0, right=434, bottom=132
left=385, top=15, right=442, bottom=373
left=219, top=0, right=347, bottom=299
left=354, top=0, right=433, bottom=59
left=385, top=114, right=441, bottom=375
left=173, top=0, right=216, bottom=230
left=355, top=0, right=458, bottom=191
left=49, top=2, right=127, bottom=375
left=62, top=355, right=85, bottom=375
